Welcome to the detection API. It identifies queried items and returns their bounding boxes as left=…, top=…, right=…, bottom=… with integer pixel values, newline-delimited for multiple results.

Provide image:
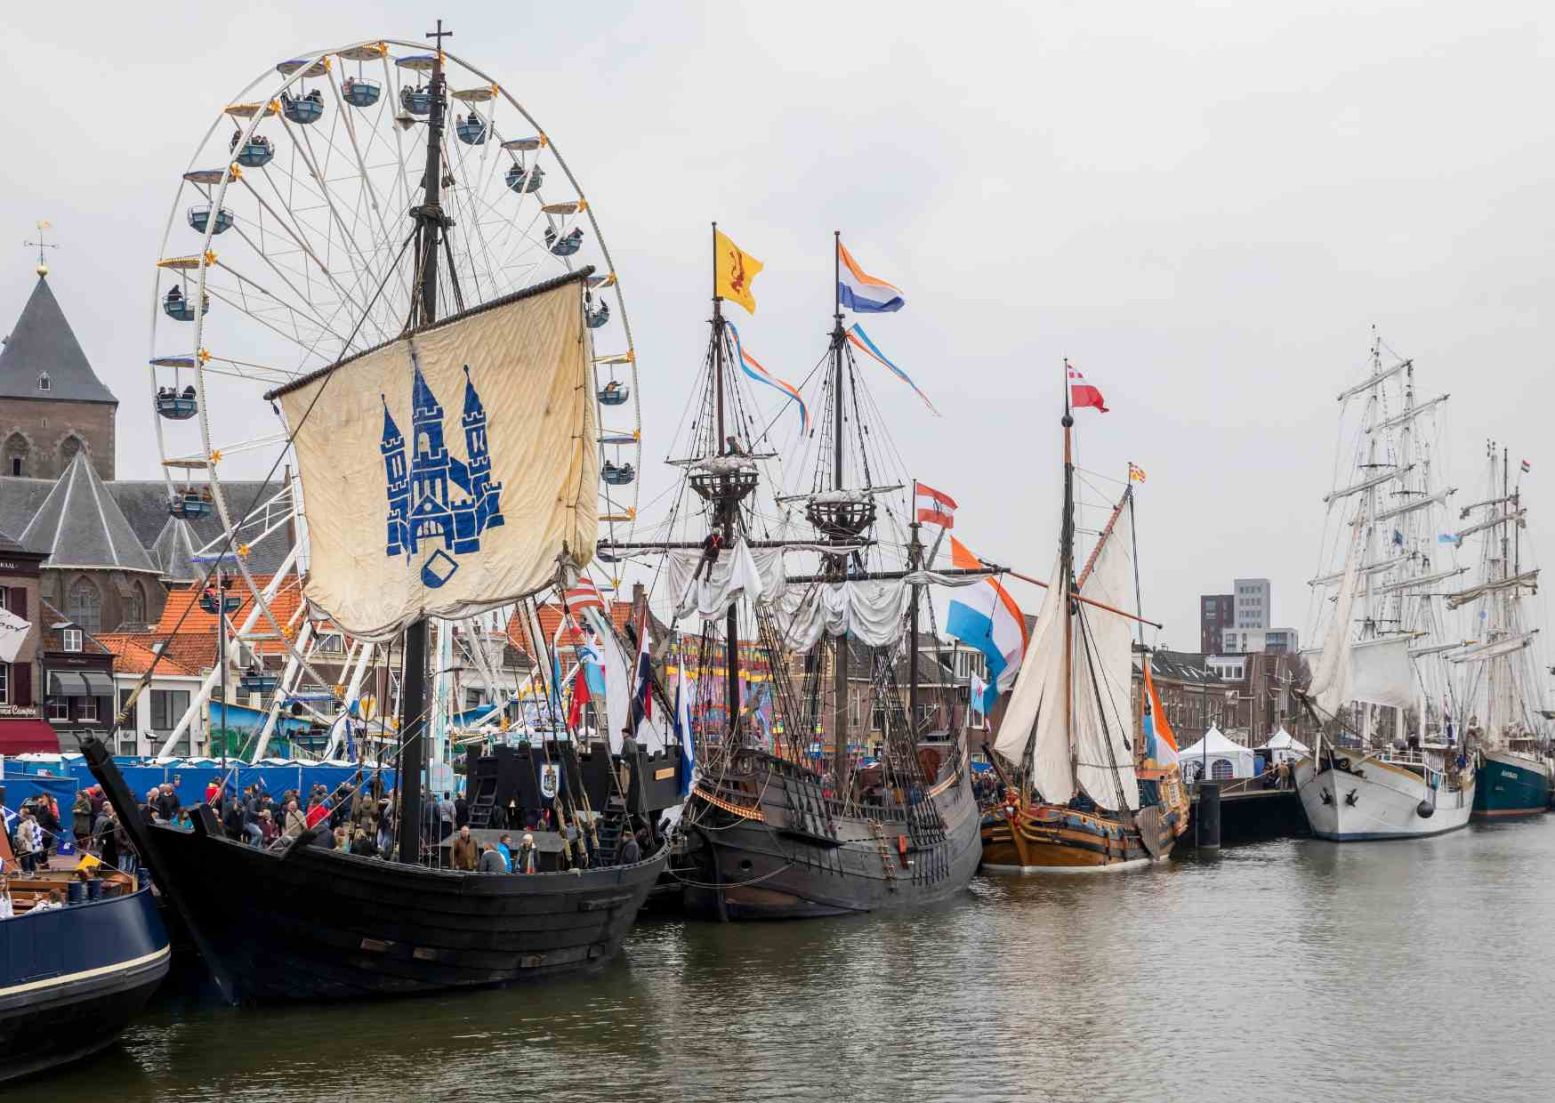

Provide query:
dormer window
left=37, top=371, right=50, bottom=392
left=63, top=627, right=82, bottom=652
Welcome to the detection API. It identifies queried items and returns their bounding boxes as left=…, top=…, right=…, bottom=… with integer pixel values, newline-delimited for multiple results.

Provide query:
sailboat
left=619, top=230, right=984, bottom=919
left=1294, top=336, right=1476, bottom=840
left=81, top=35, right=668, bottom=1003
left=1455, top=444, right=1552, bottom=817
left=980, top=375, right=1188, bottom=872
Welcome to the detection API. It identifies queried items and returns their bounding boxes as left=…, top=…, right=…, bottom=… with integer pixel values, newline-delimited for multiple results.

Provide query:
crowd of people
left=6, top=786, right=133, bottom=875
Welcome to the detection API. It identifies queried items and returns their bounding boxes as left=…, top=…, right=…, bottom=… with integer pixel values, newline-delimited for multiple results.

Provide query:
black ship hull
left=681, top=740, right=983, bottom=920
left=82, top=740, right=666, bottom=1005
left=0, top=887, right=170, bottom=1084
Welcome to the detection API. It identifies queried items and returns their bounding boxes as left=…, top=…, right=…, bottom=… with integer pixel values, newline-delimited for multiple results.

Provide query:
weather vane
left=23, top=219, right=58, bottom=276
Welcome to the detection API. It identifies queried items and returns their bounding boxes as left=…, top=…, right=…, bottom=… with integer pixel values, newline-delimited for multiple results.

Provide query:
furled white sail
left=1444, top=569, right=1540, bottom=609
left=779, top=568, right=991, bottom=652
left=1349, top=636, right=1417, bottom=708
left=1309, top=537, right=1361, bottom=716
left=991, top=555, right=1072, bottom=803
left=667, top=539, right=785, bottom=621
left=1452, top=510, right=1526, bottom=544
left=1072, top=503, right=1142, bottom=812
left=781, top=580, right=910, bottom=650
left=1449, top=630, right=1539, bottom=664
left=272, top=274, right=597, bottom=640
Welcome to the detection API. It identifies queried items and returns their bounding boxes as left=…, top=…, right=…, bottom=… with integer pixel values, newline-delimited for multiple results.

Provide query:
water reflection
left=41, top=820, right=1555, bottom=1102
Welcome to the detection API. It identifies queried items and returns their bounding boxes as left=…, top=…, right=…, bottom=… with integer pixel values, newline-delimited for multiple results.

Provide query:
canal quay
left=34, top=818, right=1555, bottom=1103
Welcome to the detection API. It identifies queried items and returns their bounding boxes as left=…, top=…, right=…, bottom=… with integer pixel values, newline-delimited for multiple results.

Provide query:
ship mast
left=712, top=224, right=742, bottom=746
left=830, top=231, right=849, bottom=780
left=1059, top=360, right=1076, bottom=797
left=397, top=19, right=453, bottom=865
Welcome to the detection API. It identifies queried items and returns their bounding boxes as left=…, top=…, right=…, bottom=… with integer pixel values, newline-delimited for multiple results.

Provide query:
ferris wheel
left=147, top=39, right=640, bottom=754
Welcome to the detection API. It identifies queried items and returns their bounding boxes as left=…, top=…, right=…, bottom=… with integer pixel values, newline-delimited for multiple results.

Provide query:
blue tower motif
left=379, top=361, right=504, bottom=572
left=381, top=397, right=410, bottom=556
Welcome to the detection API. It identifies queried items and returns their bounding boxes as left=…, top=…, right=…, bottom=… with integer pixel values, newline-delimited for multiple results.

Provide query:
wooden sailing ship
left=83, top=28, right=668, bottom=1004
left=980, top=377, right=1188, bottom=872
left=617, top=230, right=984, bottom=918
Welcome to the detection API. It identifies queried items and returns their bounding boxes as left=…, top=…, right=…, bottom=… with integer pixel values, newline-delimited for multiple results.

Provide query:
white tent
left=1177, top=726, right=1258, bottom=781
left=1259, top=728, right=1310, bottom=765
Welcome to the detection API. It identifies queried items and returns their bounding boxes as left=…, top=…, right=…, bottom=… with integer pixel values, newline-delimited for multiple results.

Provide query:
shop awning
left=0, top=718, right=61, bottom=755
left=46, top=670, right=115, bottom=697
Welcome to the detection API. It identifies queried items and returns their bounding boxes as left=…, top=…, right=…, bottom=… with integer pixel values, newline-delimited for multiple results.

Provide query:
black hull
left=81, top=739, right=667, bottom=1005
left=681, top=742, right=983, bottom=920
left=0, top=888, right=170, bottom=1084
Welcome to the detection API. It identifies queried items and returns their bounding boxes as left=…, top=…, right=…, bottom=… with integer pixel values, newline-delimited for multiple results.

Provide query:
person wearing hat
left=517, top=832, right=537, bottom=874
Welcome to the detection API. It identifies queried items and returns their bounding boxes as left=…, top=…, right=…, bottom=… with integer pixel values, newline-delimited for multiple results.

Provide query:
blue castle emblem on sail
left=380, top=361, right=503, bottom=587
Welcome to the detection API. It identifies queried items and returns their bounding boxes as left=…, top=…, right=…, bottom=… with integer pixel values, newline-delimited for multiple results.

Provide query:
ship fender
left=1416, top=800, right=1435, bottom=818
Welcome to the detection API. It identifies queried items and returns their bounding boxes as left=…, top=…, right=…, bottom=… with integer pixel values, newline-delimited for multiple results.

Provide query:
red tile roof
left=506, top=600, right=640, bottom=656
left=96, top=632, right=200, bottom=677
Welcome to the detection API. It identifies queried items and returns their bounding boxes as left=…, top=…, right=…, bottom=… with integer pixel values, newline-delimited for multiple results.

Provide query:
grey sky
left=3, top=2, right=1553, bottom=648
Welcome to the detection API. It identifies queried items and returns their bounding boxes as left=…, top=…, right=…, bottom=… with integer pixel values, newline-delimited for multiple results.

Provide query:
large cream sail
left=270, top=273, right=598, bottom=640
left=991, top=555, right=1074, bottom=804
left=1072, top=501, right=1142, bottom=812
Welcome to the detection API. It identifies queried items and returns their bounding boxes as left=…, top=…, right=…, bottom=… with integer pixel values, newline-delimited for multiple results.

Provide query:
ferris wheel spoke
left=239, top=175, right=397, bottom=349
left=322, top=70, right=416, bottom=317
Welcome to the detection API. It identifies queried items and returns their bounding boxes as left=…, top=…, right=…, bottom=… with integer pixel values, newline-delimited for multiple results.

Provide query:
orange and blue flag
left=846, top=323, right=938, bottom=415
left=727, top=321, right=809, bottom=433
left=837, top=240, right=905, bottom=313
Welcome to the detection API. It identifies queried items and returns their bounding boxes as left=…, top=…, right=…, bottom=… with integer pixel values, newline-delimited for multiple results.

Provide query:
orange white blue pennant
left=846, top=323, right=938, bottom=415
left=726, top=321, right=809, bottom=433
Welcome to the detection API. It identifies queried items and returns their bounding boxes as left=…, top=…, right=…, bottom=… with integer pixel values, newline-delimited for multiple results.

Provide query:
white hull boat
left=1296, top=753, right=1475, bottom=841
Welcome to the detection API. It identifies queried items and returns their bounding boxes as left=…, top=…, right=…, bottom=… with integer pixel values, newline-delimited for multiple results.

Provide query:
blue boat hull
left=0, top=886, right=170, bottom=1083
left=1473, top=751, right=1552, bottom=818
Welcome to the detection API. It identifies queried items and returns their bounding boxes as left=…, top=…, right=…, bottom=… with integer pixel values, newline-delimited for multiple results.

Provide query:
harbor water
left=58, top=819, right=1555, bottom=1103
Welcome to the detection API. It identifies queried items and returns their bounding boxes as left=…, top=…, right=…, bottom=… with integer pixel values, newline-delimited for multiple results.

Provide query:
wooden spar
left=998, top=568, right=1163, bottom=629
left=1076, top=490, right=1128, bottom=588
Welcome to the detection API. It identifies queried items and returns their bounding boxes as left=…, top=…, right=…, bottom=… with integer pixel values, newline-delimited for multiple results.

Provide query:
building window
left=118, top=686, right=134, bottom=720
left=37, top=372, right=50, bottom=392
left=47, top=697, right=69, bottom=721
left=317, top=631, right=346, bottom=655
left=124, top=586, right=145, bottom=627
left=150, top=689, right=191, bottom=731
left=76, top=696, right=98, bottom=722
left=59, top=434, right=85, bottom=465
left=62, top=627, right=83, bottom=652
left=66, top=580, right=100, bottom=634
left=0, top=663, right=8, bottom=705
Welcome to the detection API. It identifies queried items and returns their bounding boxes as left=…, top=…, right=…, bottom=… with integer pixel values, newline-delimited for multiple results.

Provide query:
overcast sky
left=4, top=1, right=1555, bottom=649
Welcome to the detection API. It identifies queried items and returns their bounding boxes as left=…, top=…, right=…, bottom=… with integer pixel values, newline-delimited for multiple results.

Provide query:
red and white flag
left=914, top=481, right=957, bottom=528
left=1067, top=364, right=1108, bottom=413
left=564, top=576, right=606, bottom=613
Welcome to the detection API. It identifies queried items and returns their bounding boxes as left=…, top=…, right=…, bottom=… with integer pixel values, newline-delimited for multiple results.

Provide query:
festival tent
left=1176, top=726, right=1257, bottom=781
left=1259, top=728, right=1310, bottom=765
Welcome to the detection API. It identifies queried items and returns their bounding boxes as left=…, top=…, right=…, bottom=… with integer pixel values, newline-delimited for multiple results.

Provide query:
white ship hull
left=1295, top=755, right=1475, bottom=841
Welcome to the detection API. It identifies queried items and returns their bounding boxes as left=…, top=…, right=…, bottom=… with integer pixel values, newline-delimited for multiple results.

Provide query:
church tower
left=0, top=266, right=118, bottom=481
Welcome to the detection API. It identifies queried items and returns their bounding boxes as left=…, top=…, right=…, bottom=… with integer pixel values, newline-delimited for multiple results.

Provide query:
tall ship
left=1295, top=335, right=1476, bottom=840
left=620, top=230, right=984, bottom=919
left=1456, top=443, right=1552, bottom=817
left=979, top=374, right=1188, bottom=872
left=85, top=29, right=670, bottom=1003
